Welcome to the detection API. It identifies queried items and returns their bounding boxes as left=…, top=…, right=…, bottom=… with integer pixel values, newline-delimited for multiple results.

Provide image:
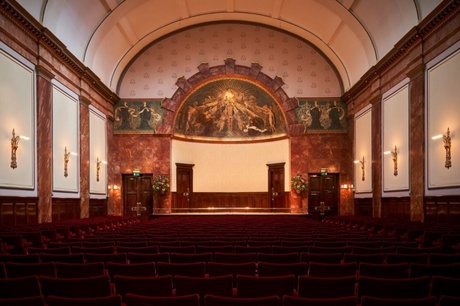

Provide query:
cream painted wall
left=426, top=43, right=460, bottom=193
left=52, top=81, right=79, bottom=195
left=354, top=106, right=372, bottom=195
left=0, top=44, right=35, bottom=193
left=171, top=139, right=290, bottom=192
left=382, top=80, right=410, bottom=195
left=89, top=106, right=107, bottom=197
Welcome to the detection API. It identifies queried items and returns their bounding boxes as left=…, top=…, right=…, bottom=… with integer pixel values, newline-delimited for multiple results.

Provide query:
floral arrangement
left=152, top=174, right=170, bottom=194
left=291, top=173, right=308, bottom=193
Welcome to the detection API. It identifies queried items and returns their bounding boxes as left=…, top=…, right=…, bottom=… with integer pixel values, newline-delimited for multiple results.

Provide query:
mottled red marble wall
left=110, top=134, right=171, bottom=215
left=36, top=70, right=53, bottom=223
left=372, top=100, right=382, bottom=218
left=290, top=133, right=353, bottom=215
left=79, top=101, right=90, bottom=218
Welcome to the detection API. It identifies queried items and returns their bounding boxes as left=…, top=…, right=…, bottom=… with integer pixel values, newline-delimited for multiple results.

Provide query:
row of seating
left=1, top=272, right=459, bottom=305
left=2, top=260, right=460, bottom=282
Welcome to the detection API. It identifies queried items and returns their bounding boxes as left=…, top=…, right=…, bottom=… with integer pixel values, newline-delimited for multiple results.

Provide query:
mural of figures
left=113, top=100, right=164, bottom=133
left=296, top=99, right=347, bottom=133
left=174, top=78, right=287, bottom=141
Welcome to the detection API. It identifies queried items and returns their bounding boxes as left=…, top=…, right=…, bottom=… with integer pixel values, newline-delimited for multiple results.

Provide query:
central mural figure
left=174, top=77, right=287, bottom=141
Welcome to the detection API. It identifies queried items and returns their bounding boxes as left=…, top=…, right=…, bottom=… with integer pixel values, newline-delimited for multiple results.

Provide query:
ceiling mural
left=119, top=23, right=342, bottom=99
left=173, top=77, right=287, bottom=142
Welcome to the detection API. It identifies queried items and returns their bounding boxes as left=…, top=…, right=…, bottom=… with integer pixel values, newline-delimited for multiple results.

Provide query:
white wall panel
left=89, top=107, right=107, bottom=196
left=171, top=139, right=290, bottom=192
left=354, top=106, right=372, bottom=195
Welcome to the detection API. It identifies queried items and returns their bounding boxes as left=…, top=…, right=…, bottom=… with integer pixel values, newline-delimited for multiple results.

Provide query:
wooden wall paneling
left=52, top=198, right=81, bottom=221
left=0, top=197, right=38, bottom=226
left=354, top=198, right=373, bottom=216
left=89, top=198, right=108, bottom=217
left=381, top=197, right=410, bottom=221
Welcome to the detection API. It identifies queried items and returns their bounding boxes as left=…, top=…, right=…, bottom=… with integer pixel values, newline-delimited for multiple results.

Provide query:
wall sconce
left=108, top=184, right=119, bottom=192
left=96, top=157, right=107, bottom=182
left=64, top=147, right=78, bottom=177
left=341, top=184, right=354, bottom=190
left=354, top=156, right=365, bottom=181
left=384, top=145, right=398, bottom=176
left=10, top=128, right=29, bottom=169
left=432, top=127, right=452, bottom=169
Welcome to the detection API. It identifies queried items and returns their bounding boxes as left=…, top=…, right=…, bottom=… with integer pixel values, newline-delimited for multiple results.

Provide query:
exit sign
left=321, top=168, right=328, bottom=176
left=133, top=169, right=140, bottom=177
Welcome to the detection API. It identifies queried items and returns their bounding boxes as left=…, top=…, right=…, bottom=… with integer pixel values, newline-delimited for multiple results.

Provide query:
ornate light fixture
left=10, top=129, right=20, bottom=169
left=385, top=145, right=398, bottom=176
left=64, top=147, right=71, bottom=177
left=354, top=156, right=365, bottom=181
left=432, top=127, right=452, bottom=169
left=96, top=157, right=101, bottom=182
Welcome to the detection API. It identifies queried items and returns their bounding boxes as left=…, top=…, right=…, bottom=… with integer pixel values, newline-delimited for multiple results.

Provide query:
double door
left=308, top=174, right=339, bottom=216
left=122, top=174, right=153, bottom=218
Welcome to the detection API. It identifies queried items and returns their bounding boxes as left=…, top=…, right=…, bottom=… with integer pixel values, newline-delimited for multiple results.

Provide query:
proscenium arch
left=163, top=59, right=299, bottom=139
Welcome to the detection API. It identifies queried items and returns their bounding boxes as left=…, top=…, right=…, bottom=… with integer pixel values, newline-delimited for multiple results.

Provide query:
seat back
left=40, top=253, right=85, bottom=263
left=5, top=262, right=56, bottom=278
left=308, top=262, right=357, bottom=277
left=175, top=275, right=233, bottom=304
left=409, top=262, right=460, bottom=279
left=357, top=275, right=430, bottom=299
left=127, top=252, right=169, bottom=263
left=214, top=252, right=257, bottom=263
left=125, top=293, right=199, bottom=306
left=55, top=262, right=105, bottom=278
left=236, top=274, right=295, bottom=298
left=0, top=275, right=41, bottom=298
left=358, top=262, right=409, bottom=279
left=113, top=275, right=173, bottom=302
left=300, top=252, right=343, bottom=264
left=0, top=295, right=46, bottom=306
left=283, top=295, right=358, bottom=306
left=298, top=275, right=357, bottom=298
left=257, top=252, right=299, bottom=263
left=430, top=275, right=460, bottom=299
left=106, top=262, right=156, bottom=282
left=46, top=295, right=123, bottom=306
left=360, top=296, right=438, bottom=306
left=40, top=275, right=112, bottom=300
left=204, top=294, right=280, bottom=306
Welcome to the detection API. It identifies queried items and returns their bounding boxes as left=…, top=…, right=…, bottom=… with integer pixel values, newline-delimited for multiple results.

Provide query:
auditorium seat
left=300, top=252, right=343, bottom=264
left=55, top=262, right=105, bottom=278
left=40, top=275, right=112, bottom=301
left=208, top=261, right=256, bottom=285
left=106, top=262, right=156, bottom=282
left=0, top=275, right=42, bottom=298
left=0, top=263, right=5, bottom=278
left=46, top=295, right=123, bottom=306
left=175, top=275, right=233, bottom=305
left=343, top=252, right=386, bottom=264
left=430, top=276, right=460, bottom=299
left=308, top=246, right=352, bottom=255
left=169, top=252, right=213, bottom=264
left=5, top=262, right=56, bottom=278
left=357, top=276, right=430, bottom=300
left=385, top=253, right=429, bottom=264
left=0, top=295, right=46, bottom=306
left=297, top=275, right=357, bottom=298
left=115, top=245, right=158, bottom=254
left=0, top=253, right=40, bottom=263
left=308, top=262, right=357, bottom=277
left=258, top=262, right=307, bottom=286
left=271, top=245, right=309, bottom=254
left=159, top=245, right=196, bottom=254
left=27, top=246, right=71, bottom=254
left=214, top=252, right=257, bottom=263
left=351, top=246, right=396, bottom=254
left=360, top=296, right=437, bottom=306
left=204, top=294, right=280, bottom=306
left=428, top=253, right=460, bottom=264
left=409, top=262, right=460, bottom=279
left=72, top=246, right=115, bottom=254
left=283, top=295, right=358, bottom=306
left=236, top=274, right=295, bottom=298
left=234, top=245, right=271, bottom=254
left=156, top=261, right=206, bottom=281
left=40, top=253, right=85, bottom=264
left=125, top=293, right=200, bottom=306
left=113, top=275, right=173, bottom=302
left=115, top=241, right=148, bottom=248
left=257, top=252, right=299, bottom=263
left=0, top=235, right=25, bottom=254
left=396, top=246, right=441, bottom=254
left=127, top=252, right=169, bottom=264
left=84, top=252, right=127, bottom=265
left=439, top=295, right=460, bottom=306
left=196, top=245, right=234, bottom=255
left=358, top=262, right=409, bottom=279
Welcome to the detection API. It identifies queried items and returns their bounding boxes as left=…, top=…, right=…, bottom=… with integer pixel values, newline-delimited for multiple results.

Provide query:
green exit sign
left=321, top=168, right=328, bottom=176
left=133, top=169, right=140, bottom=177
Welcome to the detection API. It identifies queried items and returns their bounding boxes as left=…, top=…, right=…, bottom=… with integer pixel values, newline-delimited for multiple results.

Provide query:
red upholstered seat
left=430, top=276, right=460, bottom=299
left=343, top=253, right=386, bottom=264
left=357, top=276, right=430, bottom=299
left=439, top=295, right=460, bottom=306
left=127, top=252, right=169, bottom=263
left=5, top=262, right=56, bottom=278
left=0, top=275, right=42, bottom=298
left=360, top=296, right=437, bottom=306
left=46, top=295, right=123, bottom=306
left=298, top=275, right=357, bottom=298
left=257, top=252, right=299, bottom=263
left=125, top=293, right=200, bottom=306
left=213, top=252, right=257, bottom=263
left=175, top=275, right=233, bottom=305
left=113, top=275, right=173, bottom=302
left=409, top=262, right=460, bottom=279
left=358, top=262, right=409, bottom=279
left=55, top=262, right=105, bottom=278
left=300, top=252, right=343, bottom=264
left=39, top=275, right=112, bottom=300
left=283, top=295, right=358, bottom=306
left=204, top=294, right=280, bottom=306
left=106, top=262, right=156, bottom=282
left=40, top=253, right=85, bottom=264
left=236, top=275, right=295, bottom=298
left=308, top=262, right=357, bottom=277
left=0, top=295, right=46, bottom=306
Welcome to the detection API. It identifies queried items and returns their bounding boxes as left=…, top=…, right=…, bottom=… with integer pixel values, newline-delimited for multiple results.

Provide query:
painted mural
left=113, top=100, right=164, bottom=134
left=296, top=99, right=347, bottom=133
left=174, top=78, right=287, bottom=141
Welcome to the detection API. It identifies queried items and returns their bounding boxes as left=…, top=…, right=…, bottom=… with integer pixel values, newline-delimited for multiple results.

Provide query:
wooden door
left=308, top=174, right=339, bottom=216
left=122, top=174, right=153, bottom=218
left=267, top=163, right=286, bottom=212
left=175, top=163, right=194, bottom=212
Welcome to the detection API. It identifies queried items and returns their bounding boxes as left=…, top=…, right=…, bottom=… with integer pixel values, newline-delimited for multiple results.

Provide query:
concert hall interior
left=1, top=2, right=460, bottom=306
left=0, top=1, right=459, bottom=223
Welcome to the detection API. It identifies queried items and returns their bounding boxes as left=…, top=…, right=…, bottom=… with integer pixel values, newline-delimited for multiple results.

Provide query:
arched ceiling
left=17, top=0, right=442, bottom=94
